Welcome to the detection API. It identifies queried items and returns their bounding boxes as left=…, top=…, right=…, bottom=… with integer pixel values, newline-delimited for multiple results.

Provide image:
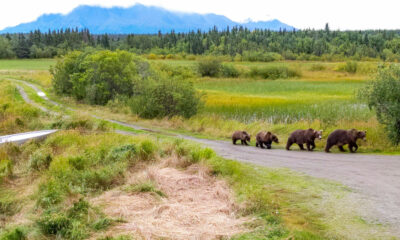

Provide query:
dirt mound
left=91, top=164, right=248, bottom=239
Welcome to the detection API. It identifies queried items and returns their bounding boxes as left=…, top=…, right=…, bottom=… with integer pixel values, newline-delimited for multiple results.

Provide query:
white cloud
left=1, top=0, right=399, bottom=30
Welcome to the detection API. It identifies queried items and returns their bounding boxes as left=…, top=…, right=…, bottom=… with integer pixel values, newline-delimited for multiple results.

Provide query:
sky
left=1, top=0, right=400, bottom=30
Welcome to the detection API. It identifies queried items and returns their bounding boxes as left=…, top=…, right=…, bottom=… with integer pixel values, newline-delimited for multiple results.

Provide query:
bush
left=29, top=148, right=52, bottom=171
left=129, top=76, right=201, bottom=119
left=360, top=65, right=400, bottom=144
left=309, top=64, right=326, bottom=71
left=249, top=66, right=301, bottom=79
left=0, top=227, right=26, bottom=240
left=197, top=57, right=222, bottom=77
left=0, top=159, right=12, bottom=178
left=337, top=61, right=358, bottom=73
left=52, top=50, right=142, bottom=105
left=221, top=64, right=240, bottom=78
left=242, top=51, right=283, bottom=62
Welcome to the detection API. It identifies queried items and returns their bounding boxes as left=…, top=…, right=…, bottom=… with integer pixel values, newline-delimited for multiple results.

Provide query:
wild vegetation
left=2, top=26, right=400, bottom=61
left=51, top=50, right=201, bottom=118
left=0, top=56, right=398, bottom=238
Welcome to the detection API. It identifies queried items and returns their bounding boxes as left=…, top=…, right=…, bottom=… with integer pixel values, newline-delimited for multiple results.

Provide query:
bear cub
left=286, top=128, right=323, bottom=151
left=325, top=129, right=366, bottom=153
left=256, top=131, right=279, bottom=149
left=232, top=131, right=251, bottom=145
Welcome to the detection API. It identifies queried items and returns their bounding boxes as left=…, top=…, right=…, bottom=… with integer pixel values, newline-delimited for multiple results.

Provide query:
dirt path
left=11, top=79, right=400, bottom=235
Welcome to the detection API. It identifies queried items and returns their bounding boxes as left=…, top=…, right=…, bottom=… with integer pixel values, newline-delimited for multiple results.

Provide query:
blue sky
left=1, top=0, right=399, bottom=30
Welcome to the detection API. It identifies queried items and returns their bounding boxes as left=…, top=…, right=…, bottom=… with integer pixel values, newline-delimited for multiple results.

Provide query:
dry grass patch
left=91, top=162, right=248, bottom=240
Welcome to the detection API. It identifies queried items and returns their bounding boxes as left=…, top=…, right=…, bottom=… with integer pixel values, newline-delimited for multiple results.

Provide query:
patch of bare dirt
left=91, top=163, right=248, bottom=240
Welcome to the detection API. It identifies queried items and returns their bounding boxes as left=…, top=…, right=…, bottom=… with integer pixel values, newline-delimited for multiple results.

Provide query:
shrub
left=29, top=148, right=52, bottom=171
left=337, top=61, right=358, bottom=73
left=129, top=76, right=201, bottom=119
left=36, top=179, right=66, bottom=208
left=124, top=181, right=165, bottom=197
left=0, top=159, right=12, bottom=178
left=197, top=57, right=222, bottom=77
left=309, top=64, right=326, bottom=71
left=360, top=65, right=400, bottom=144
left=0, top=227, right=26, bottom=240
left=249, top=66, right=301, bottom=79
left=138, top=140, right=156, bottom=161
left=221, top=64, right=240, bottom=78
left=52, top=50, right=142, bottom=105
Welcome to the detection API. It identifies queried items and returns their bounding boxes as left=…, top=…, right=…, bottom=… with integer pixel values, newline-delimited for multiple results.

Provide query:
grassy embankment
left=0, top=61, right=396, bottom=239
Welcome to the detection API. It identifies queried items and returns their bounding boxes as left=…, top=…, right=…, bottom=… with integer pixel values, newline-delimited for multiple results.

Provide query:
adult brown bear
left=232, top=131, right=251, bottom=145
left=325, top=129, right=366, bottom=153
left=256, top=131, right=279, bottom=149
left=286, top=128, right=322, bottom=151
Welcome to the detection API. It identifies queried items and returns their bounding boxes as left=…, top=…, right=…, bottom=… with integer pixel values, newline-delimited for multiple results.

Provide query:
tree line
left=1, top=25, right=400, bottom=61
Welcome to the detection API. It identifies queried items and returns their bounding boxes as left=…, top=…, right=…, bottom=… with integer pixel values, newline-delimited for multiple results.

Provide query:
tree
left=360, top=65, right=400, bottom=144
left=0, top=36, right=15, bottom=58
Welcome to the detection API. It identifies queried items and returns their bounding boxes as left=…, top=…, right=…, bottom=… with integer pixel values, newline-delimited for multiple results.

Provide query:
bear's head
left=313, top=130, right=323, bottom=140
left=271, top=134, right=279, bottom=143
left=357, top=130, right=367, bottom=141
left=242, top=131, right=251, bottom=141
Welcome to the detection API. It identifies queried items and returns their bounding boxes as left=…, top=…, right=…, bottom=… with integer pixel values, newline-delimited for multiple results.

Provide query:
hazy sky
left=1, top=0, right=400, bottom=30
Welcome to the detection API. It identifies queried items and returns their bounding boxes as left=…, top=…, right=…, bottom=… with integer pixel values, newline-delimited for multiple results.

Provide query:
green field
left=0, top=59, right=55, bottom=70
left=0, top=58, right=399, bottom=153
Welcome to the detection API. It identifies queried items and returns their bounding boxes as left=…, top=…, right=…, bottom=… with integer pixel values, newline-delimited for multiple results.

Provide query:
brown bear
left=232, top=131, right=251, bottom=145
left=325, top=129, right=366, bottom=153
left=286, top=128, right=323, bottom=151
left=256, top=131, right=279, bottom=149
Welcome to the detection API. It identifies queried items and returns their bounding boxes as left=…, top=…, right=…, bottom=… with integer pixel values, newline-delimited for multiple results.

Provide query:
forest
left=1, top=25, right=400, bottom=61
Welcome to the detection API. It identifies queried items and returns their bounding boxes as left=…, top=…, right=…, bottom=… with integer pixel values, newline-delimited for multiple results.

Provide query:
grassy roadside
left=1, top=130, right=395, bottom=239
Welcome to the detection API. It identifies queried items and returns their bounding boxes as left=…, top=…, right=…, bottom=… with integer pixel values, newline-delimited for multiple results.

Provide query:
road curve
left=10, top=78, right=400, bottom=235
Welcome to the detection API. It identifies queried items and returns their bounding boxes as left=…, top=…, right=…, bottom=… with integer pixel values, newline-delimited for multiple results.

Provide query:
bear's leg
left=338, top=145, right=346, bottom=152
left=325, top=143, right=331, bottom=153
left=240, top=140, right=244, bottom=145
left=256, top=142, right=259, bottom=147
left=233, top=139, right=237, bottom=145
left=244, top=140, right=249, bottom=146
left=349, top=143, right=358, bottom=153
left=311, top=141, right=316, bottom=150
left=306, top=142, right=312, bottom=151
left=298, top=144, right=305, bottom=150
left=266, top=144, right=272, bottom=149
left=260, top=142, right=265, bottom=149
left=286, top=140, right=292, bottom=150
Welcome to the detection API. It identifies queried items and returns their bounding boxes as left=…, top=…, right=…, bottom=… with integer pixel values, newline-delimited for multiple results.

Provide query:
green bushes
left=242, top=51, right=283, bottom=62
left=360, top=64, right=400, bottom=144
left=29, top=148, right=52, bottom=171
left=0, top=227, right=26, bottom=240
left=197, top=57, right=222, bottom=77
left=129, top=77, right=201, bottom=119
left=249, top=65, right=301, bottom=79
left=221, top=64, right=240, bottom=78
left=337, top=61, right=358, bottom=73
left=52, top=50, right=201, bottom=118
left=309, top=63, right=326, bottom=71
left=37, top=199, right=110, bottom=240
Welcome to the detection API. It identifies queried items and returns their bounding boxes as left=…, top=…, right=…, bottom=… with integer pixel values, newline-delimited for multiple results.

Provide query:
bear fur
left=232, top=131, right=251, bottom=145
left=256, top=131, right=279, bottom=149
left=286, top=128, right=323, bottom=151
left=325, top=129, right=366, bottom=153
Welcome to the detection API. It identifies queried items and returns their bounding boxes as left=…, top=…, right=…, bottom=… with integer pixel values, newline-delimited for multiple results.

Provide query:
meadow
left=1, top=58, right=399, bottom=154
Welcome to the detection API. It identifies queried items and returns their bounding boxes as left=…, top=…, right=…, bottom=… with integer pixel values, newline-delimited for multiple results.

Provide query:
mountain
left=0, top=4, right=295, bottom=34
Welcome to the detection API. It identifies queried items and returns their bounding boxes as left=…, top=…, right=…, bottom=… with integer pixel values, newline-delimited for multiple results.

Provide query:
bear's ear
left=267, top=131, right=271, bottom=134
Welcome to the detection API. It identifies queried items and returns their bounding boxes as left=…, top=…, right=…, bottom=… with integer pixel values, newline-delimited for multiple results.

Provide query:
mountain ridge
left=0, top=4, right=295, bottom=34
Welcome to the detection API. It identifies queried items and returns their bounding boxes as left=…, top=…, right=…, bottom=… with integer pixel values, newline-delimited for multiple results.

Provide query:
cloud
left=0, top=0, right=399, bottom=30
